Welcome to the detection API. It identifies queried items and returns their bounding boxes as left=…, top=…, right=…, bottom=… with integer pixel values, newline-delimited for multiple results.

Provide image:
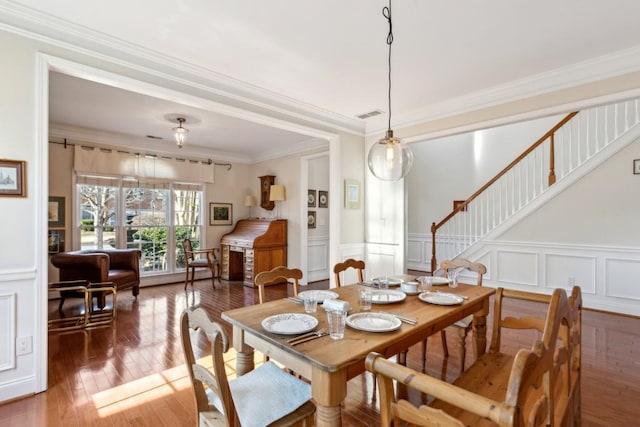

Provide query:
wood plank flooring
left=0, top=277, right=638, bottom=426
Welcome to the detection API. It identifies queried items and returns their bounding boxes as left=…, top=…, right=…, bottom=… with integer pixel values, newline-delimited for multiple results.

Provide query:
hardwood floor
left=0, top=278, right=638, bottom=426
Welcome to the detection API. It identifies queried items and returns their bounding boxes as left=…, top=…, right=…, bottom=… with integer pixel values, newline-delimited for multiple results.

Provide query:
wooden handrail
left=430, top=111, right=578, bottom=272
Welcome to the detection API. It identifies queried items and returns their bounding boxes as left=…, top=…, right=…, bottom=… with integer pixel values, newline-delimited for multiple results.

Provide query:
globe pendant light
left=367, top=0, right=413, bottom=181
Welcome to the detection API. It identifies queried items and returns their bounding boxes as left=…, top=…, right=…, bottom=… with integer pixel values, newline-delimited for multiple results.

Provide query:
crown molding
left=0, top=2, right=365, bottom=136
left=49, top=123, right=253, bottom=164
left=366, top=44, right=640, bottom=137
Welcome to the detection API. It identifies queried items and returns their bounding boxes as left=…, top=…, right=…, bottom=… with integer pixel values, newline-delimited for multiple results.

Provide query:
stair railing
left=430, top=98, right=640, bottom=271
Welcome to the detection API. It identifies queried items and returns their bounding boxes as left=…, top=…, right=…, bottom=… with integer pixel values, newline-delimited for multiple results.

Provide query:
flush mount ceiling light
left=367, top=0, right=413, bottom=181
left=172, top=117, right=189, bottom=148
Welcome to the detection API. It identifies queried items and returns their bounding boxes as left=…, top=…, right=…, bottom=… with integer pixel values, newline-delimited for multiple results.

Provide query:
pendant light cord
left=383, top=2, right=393, bottom=133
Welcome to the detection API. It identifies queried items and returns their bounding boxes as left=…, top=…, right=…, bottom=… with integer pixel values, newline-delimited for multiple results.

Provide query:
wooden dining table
left=221, top=283, right=495, bottom=427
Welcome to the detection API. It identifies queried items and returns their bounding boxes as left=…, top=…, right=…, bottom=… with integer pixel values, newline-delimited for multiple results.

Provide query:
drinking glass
left=449, top=268, right=463, bottom=288
left=418, top=276, right=434, bottom=293
left=376, top=276, right=389, bottom=290
left=327, top=310, right=347, bottom=339
left=358, top=289, right=372, bottom=311
left=302, top=291, right=318, bottom=313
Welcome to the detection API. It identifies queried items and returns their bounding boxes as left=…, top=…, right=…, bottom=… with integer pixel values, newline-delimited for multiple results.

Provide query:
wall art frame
left=48, top=196, right=65, bottom=227
left=307, top=210, right=316, bottom=229
left=210, top=202, right=233, bottom=226
left=344, top=179, right=360, bottom=209
left=318, top=190, right=328, bottom=208
left=0, top=158, right=26, bottom=197
left=308, top=189, right=316, bottom=207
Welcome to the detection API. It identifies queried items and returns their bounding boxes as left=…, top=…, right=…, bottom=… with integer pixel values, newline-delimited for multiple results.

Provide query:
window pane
left=125, top=188, right=169, bottom=273
left=174, top=189, right=202, bottom=269
left=78, top=184, right=118, bottom=250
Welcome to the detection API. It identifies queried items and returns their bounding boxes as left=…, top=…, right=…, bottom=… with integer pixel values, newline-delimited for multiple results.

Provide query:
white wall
left=500, top=137, right=640, bottom=246
left=0, top=30, right=43, bottom=401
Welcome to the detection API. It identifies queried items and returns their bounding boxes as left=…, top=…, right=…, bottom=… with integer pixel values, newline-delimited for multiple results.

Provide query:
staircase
left=430, top=98, right=640, bottom=271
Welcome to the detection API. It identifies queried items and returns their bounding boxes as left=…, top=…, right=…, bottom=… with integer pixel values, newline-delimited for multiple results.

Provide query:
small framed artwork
left=307, top=211, right=316, bottom=229
left=308, top=189, right=316, bottom=207
left=210, top=202, right=233, bottom=226
left=318, top=190, right=328, bottom=208
left=344, top=179, right=360, bottom=209
left=634, top=159, right=640, bottom=175
left=48, top=230, right=65, bottom=254
left=0, top=158, right=26, bottom=197
left=48, top=196, right=65, bottom=227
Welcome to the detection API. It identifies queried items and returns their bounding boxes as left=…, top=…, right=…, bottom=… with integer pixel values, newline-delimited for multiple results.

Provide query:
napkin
left=323, top=299, right=351, bottom=312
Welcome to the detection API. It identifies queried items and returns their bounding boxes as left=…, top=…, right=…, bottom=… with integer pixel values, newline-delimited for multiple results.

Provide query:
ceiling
left=5, top=0, right=640, bottom=162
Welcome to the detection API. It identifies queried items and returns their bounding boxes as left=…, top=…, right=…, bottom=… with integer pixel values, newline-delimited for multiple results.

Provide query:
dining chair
left=254, top=266, right=303, bottom=304
left=333, top=258, right=365, bottom=287
left=421, top=258, right=486, bottom=373
left=182, top=239, right=220, bottom=290
left=180, top=307, right=316, bottom=427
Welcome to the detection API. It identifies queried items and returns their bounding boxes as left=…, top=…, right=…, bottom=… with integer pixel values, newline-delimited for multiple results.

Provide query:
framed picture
left=318, top=190, right=328, bottom=208
left=48, top=196, right=65, bottom=227
left=344, top=179, right=360, bottom=209
left=307, top=189, right=316, bottom=207
left=307, top=211, right=316, bottom=229
left=634, top=159, right=640, bottom=175
left=48, top=230, right=65, bottom=254
left=0, top=158, right=26, bottom=197
left=210, top=202, right=233, bottom=226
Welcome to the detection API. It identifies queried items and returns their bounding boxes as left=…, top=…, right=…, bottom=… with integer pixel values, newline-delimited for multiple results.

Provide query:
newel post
left=430, top=222, right=437, bottom=273
left=548, top=133, right=556, bottom=186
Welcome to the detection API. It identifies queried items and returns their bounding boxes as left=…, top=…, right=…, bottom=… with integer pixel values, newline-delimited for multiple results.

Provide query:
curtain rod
left=49, top=139, right=232, bottom=170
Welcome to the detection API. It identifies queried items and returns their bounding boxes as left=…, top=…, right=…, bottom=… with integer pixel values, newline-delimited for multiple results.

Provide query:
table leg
left=232, top=326, right=254, bottom=376
left=472, top=298, right=490, bottom=358
left=312, top=366, right=347, bottom=427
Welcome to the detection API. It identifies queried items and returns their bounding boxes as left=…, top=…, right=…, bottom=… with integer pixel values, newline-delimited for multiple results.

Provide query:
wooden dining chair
left=367, top=286, right=581, bottom=427
left=333, top=258, right=365, bottom=287
left=421, top=258, right=486, bottom=373
left=182, top=239, right=220, bottom=290
left=180, top=307, right=316, bottom=427
left=254, top=266, right=303, bottom=304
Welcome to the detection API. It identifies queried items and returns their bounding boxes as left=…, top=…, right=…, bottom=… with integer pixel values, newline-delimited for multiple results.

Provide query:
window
left=77, top=177, right=204, bottom=276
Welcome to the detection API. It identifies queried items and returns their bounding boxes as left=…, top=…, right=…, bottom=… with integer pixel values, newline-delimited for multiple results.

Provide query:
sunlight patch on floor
left=91, top=348, right=266, bottom=418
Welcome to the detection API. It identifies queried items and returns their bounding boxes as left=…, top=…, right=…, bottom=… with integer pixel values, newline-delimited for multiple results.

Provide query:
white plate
left=418, top=292, right=464, bottom=305
left=298, top=290, right=339, bottom=303
left=421, top=276, right=452, bottom=286
left=370, top=290, right=407, bottom=304
left=261, top=313, right=319, bottom=335
left=346, top=312, right=402, bottom=332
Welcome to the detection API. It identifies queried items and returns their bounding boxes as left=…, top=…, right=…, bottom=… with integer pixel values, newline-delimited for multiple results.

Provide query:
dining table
left=221, top=282, right=495, bottom=427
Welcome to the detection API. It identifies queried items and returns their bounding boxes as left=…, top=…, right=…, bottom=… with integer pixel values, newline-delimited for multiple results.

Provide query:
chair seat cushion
left=189, top=259, right=212, bottom=267
left=229, top=361, right=312, bottom=427
left=453, top=314, right=473, bottom=329
left=108, top=269, right=137, bottom=288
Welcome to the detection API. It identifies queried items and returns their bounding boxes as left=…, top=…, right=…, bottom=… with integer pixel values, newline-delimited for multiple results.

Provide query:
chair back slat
left=333, top=258, right=365, bottom=287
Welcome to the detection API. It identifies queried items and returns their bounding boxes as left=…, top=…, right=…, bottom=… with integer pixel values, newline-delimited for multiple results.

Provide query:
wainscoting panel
left=307, top=236, right=329, bottom=282
left=545, top=253, right=597, bottom=294
left=0, top=293, right=16, bottom=372
left=461, top=241, right=640, bottom=316
left=604, top=257, right=640, bottom=300
left=496, top=250, right=539, bottom=288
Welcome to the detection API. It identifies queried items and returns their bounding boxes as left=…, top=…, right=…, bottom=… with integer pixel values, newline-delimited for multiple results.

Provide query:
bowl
left=400, top=281, right=419, bottom=294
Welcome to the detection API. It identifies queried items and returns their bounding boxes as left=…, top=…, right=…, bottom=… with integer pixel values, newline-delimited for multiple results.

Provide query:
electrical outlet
left=16, top=336, right=32, bottom=356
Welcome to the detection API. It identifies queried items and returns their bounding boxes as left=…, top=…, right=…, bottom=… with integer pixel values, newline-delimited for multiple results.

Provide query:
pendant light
left=172, top=117, right=189, bottom=148
left=367, top=0, right=413, bottom=181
